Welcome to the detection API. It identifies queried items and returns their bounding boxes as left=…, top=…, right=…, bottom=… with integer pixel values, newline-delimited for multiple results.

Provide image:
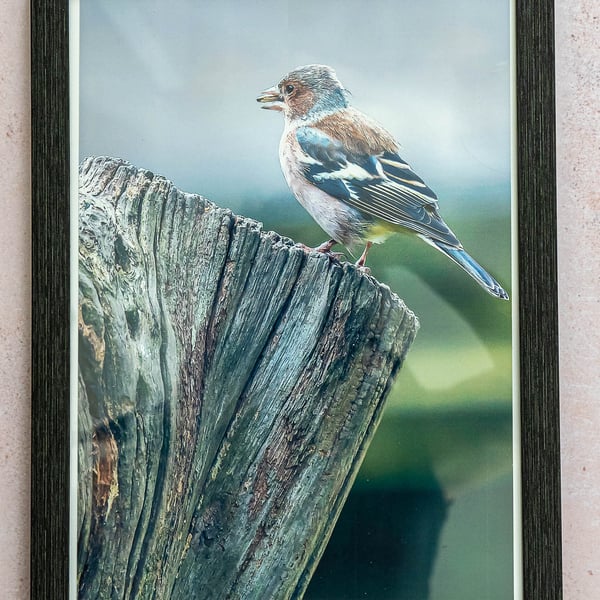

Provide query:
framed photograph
left=32, top=1, right=561, bottom=599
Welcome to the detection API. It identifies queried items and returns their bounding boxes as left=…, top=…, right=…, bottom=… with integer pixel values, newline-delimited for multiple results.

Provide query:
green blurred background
left=80, top=1, right=514, bottom=597
left=252, top=189, right=513, bottom=600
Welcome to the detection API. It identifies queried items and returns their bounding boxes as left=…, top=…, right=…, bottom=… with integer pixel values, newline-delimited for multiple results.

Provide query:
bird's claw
left=314, top=239, right=337, bottom=254
left=296, top=240, right=344, bottom=263
left=354, top=263, right=371, bottom=275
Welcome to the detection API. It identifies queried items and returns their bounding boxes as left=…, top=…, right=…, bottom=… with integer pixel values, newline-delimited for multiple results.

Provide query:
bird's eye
left=285, top=84, right=295, bottom=94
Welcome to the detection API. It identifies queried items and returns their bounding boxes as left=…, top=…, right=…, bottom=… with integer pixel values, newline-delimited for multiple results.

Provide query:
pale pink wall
left=0, top=1, right=597, bottom=598
left=556, top=1, right=600, bottom=598
left=0, top=1, right=31, bottom=598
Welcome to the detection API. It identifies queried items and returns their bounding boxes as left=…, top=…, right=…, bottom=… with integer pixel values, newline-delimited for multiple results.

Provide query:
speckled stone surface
left=556, top=1, right=600, bottom=598
left=0, top=1, right=31, bottom=599
left=0, top=2, right=598, bottom=598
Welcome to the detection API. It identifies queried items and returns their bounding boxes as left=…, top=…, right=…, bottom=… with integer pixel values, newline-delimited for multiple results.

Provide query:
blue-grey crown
left=285, top=64, right=350, bottom=113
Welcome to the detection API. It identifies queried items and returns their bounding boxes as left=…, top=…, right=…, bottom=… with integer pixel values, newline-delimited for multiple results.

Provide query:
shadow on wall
left=305, top=470, right=448, bottom=600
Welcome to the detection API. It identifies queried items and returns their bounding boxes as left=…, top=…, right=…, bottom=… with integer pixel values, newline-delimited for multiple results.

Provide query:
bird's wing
left=295, top=124, right=461, bottom=247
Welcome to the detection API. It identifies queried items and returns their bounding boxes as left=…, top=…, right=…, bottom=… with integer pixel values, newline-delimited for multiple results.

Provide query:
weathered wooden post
left=77, top=156, right=419, bottom=599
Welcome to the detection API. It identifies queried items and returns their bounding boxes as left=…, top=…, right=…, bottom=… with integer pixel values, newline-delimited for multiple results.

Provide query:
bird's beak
left=257, top=86, right=284, bottom=110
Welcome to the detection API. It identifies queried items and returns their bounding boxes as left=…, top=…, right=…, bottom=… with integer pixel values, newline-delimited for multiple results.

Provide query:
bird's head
left=257, top=64, right=350, bottom=120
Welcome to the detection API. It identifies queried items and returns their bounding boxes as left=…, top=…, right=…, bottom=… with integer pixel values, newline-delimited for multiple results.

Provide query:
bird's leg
left=355, top=242, right=373, bottom=269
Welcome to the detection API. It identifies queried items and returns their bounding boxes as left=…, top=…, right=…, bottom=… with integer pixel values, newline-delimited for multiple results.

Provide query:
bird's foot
left=296, top=239, right=344, bottom=262
left=314, top=239, right=337, bottom=253
left=325, top=251, right=346, bottom=262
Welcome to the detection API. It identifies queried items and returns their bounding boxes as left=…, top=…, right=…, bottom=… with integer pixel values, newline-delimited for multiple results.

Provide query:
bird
left=257, top=64, right=509, bottom=300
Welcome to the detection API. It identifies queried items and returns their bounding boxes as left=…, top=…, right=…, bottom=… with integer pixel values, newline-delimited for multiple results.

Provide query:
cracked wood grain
left=77, top=156, right=418, bottom=600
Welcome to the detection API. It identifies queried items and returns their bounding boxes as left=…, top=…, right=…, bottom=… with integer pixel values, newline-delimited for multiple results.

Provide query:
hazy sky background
left=79, top=0, right=511, bottom=215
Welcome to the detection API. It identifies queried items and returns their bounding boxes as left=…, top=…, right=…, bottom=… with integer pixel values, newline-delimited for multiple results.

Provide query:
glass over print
left=76, top=2, right=516, bottom=598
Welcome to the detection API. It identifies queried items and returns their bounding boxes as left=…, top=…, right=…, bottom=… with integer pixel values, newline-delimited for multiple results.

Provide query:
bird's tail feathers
left=421, top=237, right=509, bottom=300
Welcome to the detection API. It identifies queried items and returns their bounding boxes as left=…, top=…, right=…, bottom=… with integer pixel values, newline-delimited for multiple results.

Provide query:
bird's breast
left=278, top=129, right=369, bottom=247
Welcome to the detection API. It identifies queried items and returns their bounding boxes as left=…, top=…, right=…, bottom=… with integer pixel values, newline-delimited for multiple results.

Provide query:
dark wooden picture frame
left=31, top=1, right=561, bottom=598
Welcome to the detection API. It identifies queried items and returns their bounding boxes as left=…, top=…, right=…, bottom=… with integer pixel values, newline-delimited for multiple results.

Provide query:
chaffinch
left=257, top=64, right=508, bottom=300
